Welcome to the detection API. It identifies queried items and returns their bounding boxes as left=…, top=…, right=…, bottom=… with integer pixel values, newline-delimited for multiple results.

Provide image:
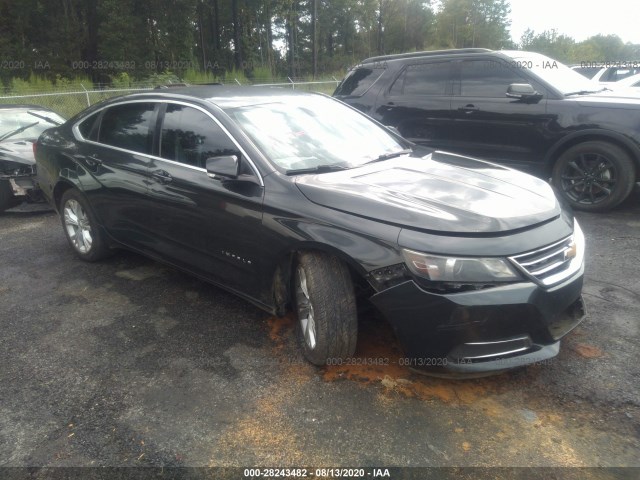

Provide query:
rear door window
left=389, top=62, right=450, bottom=96
left=98, top=102, right=156, bottom=155
left=77, top=112, right=100, bottom=141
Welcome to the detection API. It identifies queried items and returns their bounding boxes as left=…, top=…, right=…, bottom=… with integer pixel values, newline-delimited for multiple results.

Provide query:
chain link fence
left=0, top=79, right=341, bottom=119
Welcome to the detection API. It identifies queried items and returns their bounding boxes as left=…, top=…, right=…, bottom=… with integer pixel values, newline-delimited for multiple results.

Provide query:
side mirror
left=506, top=83, right=542, bottom=101
left=206, top=155, right=239, bottom=179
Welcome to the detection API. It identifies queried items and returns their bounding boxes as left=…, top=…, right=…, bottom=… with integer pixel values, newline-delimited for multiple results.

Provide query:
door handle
left=458, top=104, right=479, bottom=114
left=151, top=169, right=173, bottom=184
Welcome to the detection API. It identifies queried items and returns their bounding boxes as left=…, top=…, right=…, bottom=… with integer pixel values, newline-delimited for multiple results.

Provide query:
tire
left=0, top=179, right=15, bottom=212
left=294, top=252, right=358, bottom=365
left=552, top=141, right=636, bottom=212
left=59, top=189, right=110, bottom=262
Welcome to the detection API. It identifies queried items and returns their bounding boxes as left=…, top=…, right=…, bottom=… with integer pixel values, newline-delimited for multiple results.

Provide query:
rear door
left=375, top=60, right=454, bottom=149
left=76, top=102, right=157, bottom=246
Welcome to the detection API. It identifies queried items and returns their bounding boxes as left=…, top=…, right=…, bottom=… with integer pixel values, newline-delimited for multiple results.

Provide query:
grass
left=0, top=71, right=344, bottom=118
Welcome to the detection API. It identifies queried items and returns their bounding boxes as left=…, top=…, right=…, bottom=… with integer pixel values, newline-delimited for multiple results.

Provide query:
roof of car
left=360, top=48, right=492, bottom=64
left=106, top=85, right=317, bottom=109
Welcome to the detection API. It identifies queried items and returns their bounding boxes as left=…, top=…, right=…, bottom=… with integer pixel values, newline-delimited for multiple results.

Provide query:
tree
left=435, top=0, right=511, bottom=49
left=519, top=29, right=576, bottom=63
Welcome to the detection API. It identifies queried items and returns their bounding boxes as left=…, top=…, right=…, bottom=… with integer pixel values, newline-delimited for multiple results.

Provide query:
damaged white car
left=0, top=105, right=65, bottom=212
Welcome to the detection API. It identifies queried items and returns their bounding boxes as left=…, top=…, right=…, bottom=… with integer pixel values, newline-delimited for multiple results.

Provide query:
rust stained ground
left=2, top=199, right=640, bottom=470
left=211, top=312, right=640, bottom=468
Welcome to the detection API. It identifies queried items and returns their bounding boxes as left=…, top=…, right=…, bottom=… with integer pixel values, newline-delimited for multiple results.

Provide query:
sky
left=508, top=0, right=640, bottom=45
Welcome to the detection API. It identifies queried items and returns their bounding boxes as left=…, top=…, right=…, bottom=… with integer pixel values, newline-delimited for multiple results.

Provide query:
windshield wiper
left=0, top=121, right=40, bottom=142
left=365, top=148, right=412, bottom=164
left=285, top=164, right=350, bottom=175
left=28, top=110, right=62, bottom=125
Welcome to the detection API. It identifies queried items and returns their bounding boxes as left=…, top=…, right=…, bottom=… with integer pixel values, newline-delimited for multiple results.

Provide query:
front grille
left=509, top=235, right=578, bottom=286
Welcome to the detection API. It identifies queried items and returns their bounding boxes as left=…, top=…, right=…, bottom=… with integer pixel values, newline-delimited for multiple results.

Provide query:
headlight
left=402, top=249, right=520, bottom=284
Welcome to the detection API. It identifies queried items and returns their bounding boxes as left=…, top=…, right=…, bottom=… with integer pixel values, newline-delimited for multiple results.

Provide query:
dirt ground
left=1, top=192, right=639, bottom=479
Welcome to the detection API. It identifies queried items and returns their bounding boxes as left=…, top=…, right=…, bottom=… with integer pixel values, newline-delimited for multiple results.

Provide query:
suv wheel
left=60, top=189, right=110, bottom=261
left=552, top=141, right=636, bottom=212
left=294, top=252, right=358, bottom=365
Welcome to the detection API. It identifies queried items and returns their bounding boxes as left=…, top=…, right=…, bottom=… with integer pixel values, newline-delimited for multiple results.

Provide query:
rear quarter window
left=334, top=67, right=385, bottom=97
left=77, top=113, right=100, bottom=141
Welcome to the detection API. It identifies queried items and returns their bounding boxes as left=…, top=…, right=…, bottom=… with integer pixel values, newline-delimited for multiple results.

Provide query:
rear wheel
left=294, top=252, right=358, bottom=365
left=60, top=189, right=110, bottom=261
left=552, top=141, right=636, bottom=212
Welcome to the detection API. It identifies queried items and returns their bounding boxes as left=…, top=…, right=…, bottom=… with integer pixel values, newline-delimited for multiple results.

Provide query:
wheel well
left=548, top=135, right=640, bottom=180
left=52, top=181, right=75, bottom=211
left=271, top=247, right=373, bottom=317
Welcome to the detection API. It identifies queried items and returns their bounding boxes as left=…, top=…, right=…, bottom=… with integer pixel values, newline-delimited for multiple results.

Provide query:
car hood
left=294, top=151, right=561, bottom=234
left=0, top=140, right=36, bottom=165
left=568, top=91, right=640, bottom=108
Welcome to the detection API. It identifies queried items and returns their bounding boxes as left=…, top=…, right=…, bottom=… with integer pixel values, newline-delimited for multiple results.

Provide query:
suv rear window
left=334, top=67, right=385, bottom=97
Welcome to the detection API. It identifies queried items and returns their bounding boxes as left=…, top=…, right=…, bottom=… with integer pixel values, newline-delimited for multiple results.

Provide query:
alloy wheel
left=296, top=265, right=317, bottom=350
left=63, top=199, right=93, bottom=254
left=560, top=153, right=617, bottom=205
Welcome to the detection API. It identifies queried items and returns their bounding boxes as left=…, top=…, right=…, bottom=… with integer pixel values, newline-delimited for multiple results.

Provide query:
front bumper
left=370, top=268, right=585, bottom=374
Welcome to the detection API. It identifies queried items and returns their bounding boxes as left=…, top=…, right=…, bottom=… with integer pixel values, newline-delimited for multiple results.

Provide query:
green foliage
left=110, top=73, right=133, bottom=89
left=518, top=31, right=639, bottom=64
left=520, top=29, right=576, bottom=63
left=0, top=0, right=638, bottom=91
left=223, top=68, right=250, bottom=85
left=248, top=66, right=275, bottom=84
left=435, top=0, right=512, bottom=49
left=183, top=69, right=218, bottom=85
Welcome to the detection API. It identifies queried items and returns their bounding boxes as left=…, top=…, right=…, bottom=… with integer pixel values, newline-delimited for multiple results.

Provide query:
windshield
left=0, top=109, right=65, bottom=142
left=503, top=51, right=601, bottom=95
left=227, top=96, right=406, bottom=171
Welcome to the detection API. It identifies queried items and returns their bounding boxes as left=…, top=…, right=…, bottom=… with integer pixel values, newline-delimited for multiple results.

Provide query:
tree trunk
left=210, top=0, right=220, bottom=52
left=85, top=1, right=99, bottom=81
left=232, top=0, right=243, bottom=71
left=287, top=3, right=296, bottom=78
left=265, top=1, right=274, bottom=74
left=197, top=1, right=207, bottom=70
left=377, top=0, right=384, bottom=55
left=312, top=0, right=317, bottom=79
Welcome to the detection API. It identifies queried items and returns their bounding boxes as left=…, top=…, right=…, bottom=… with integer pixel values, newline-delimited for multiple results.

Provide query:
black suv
left=334, top=48, right=640, bottom=211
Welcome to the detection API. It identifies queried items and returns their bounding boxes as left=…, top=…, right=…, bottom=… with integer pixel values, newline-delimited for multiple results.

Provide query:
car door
left=374, top=60, right=454, bottom=150
left=449, top=59, right=552, bottom=173
left=146, top=102, right=264, bottom=294
left=76, top=102, right=157, bottom=247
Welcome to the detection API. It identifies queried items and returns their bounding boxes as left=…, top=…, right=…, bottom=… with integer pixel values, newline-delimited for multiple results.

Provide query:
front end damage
left=0, top=157, right=43, bottom=211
